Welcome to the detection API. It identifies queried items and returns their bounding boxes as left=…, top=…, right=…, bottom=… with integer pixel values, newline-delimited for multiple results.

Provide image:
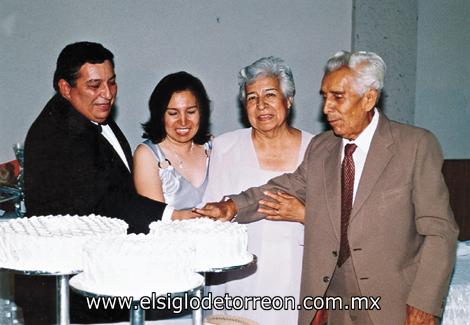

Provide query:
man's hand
left=192, top=199, right=238, bottom=222
left=405, top=305, right=437, bottom=325
left=258, top=191, right=305, bottom=224
left=171, top=209, right=199, bottom=220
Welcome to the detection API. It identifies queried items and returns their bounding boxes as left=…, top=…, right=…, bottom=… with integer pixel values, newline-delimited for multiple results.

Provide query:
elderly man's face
left=320, top=67, right=376, bottom=140
left=59, top=60, right=117, bottom=123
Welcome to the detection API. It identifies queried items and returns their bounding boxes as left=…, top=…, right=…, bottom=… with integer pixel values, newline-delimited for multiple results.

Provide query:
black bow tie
left=91, top=120, right=108, bottom=133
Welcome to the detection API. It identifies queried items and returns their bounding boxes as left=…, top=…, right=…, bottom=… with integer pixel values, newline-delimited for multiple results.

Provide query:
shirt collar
left=342, top=107, right=380, bottom=153
left=90, top=120, right=111, bottom=132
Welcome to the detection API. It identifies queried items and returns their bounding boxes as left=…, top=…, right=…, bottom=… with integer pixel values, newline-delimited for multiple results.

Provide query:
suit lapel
left=108, top=119, right=134, bottom=170
left=323, top=136, right=343, bottom=240
left=350, top=113, right=395, bottom=221
left=53, top=97, right=133, bottom=173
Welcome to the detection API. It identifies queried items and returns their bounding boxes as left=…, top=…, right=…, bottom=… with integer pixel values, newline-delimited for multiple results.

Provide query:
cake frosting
left=0, top=214, right=128, bottom=273
left=74, top=233, right=204, bottom=297
left=149, top=218, right=252, bottom=270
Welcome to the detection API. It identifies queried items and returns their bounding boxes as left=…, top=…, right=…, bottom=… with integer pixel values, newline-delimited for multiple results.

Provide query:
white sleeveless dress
left=142, top=139, right=211, bottom=209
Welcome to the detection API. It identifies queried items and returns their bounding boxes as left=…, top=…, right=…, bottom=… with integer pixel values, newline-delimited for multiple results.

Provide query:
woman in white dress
left=202, top=57, right=314, bottom=324
left=133, top=71, right=212, bottom=211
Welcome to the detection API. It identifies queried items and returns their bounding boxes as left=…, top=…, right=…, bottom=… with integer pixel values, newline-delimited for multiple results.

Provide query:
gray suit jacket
left=231, top=112, right=458, bottom=325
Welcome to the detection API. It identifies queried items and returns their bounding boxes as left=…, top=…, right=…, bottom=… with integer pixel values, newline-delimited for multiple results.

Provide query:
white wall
left=353, top=0, right=469, bottom=159
left=353, top=0, right=417, bottom=125
left=0, top=0, right=352, bottom=161
left=415, top=0, right=470, bottom=159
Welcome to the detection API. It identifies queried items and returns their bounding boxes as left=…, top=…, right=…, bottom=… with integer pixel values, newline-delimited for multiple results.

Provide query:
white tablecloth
left=0, top=212, right=22, bottom=324
left=442, top=241, right=470, bottom=325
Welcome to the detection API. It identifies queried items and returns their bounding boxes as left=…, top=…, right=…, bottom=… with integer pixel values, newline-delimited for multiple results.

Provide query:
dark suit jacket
left=20, top=94, right=167, bottom=324
left=231, top=112, right=459, bottom=325
left=24, top=94, right=166, bottom=234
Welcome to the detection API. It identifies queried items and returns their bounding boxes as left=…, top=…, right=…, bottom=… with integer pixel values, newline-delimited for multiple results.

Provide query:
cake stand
left=193, top=254, right=257, bottom=324
left=0, top=266, right=80, bottom=325
left=70, top=272, right=204, bottom=325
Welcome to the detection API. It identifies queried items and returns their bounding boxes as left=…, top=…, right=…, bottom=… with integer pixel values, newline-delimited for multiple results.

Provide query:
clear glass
left=12, top=143, right=25, bottom=217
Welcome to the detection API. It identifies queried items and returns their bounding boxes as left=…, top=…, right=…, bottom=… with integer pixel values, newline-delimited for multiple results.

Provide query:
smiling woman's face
left=245, top=76, right=292, bottom=133
left=163, top=90, right=200, bottom=144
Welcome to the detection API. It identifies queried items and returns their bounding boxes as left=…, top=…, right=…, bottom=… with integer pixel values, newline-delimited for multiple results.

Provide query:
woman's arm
left=133, top=144, right=165, bottom=202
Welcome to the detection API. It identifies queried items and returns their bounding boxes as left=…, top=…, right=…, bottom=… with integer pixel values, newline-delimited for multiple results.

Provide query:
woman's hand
left=258, top=191, right=305, bottom=224
left=171, top=209, right=200, bottom=220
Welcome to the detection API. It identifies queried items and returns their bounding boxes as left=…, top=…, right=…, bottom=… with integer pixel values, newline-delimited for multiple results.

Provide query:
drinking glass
left=12, top=142, right=25, bottom=216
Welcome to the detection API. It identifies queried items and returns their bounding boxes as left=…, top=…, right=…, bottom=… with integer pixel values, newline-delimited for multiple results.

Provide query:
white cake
left=0, top=214, right=128, bottom=273
left=73, top=234, right=204, bottom=297
left=149, top=218, right=252, bottom=270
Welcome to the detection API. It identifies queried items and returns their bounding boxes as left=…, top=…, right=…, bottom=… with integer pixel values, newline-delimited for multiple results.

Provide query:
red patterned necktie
left=337, top=143, right=357, bottom=267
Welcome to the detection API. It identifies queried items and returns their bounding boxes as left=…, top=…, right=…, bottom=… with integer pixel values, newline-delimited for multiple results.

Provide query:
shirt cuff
left=162, top=205, right=175, bottom=222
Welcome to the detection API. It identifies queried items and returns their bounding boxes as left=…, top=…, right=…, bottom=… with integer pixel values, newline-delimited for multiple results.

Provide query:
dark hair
left=53, top=41, right=114, bottom=91
left=142, top=71, right=211, bottom=145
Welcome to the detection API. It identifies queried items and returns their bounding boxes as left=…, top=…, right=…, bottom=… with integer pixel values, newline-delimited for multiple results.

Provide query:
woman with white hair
left=202, top=56, right=314, bottom=324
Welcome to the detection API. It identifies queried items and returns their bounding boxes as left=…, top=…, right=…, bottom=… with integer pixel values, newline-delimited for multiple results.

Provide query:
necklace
left=171, top=142, right=194, bottom=169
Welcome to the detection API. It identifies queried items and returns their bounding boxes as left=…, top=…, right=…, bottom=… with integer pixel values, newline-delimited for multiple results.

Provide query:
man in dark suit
left=196, top=51, right=458, bottom=324
left=24, top=41, right=193, bottom=232
left=20, top=41, right=192, bottom=324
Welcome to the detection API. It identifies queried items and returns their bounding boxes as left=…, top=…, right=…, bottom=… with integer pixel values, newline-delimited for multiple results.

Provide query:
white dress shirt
left=341, top=108, right=380, bottom=203
left=100, top=124, right=130, bottom=171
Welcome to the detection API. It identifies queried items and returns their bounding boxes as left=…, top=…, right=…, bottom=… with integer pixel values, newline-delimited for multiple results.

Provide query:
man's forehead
left=321, top=67, right=355, bottom=89
left=77, top=61, right=115, bottom=80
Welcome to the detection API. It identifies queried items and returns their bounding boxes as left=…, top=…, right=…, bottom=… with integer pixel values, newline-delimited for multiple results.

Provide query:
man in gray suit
left=196, top=51, right=458, bottom=325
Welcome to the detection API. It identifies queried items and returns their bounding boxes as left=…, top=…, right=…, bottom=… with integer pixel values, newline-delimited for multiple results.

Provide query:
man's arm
left=25, top=124, right=167, bottom=233
left=406, top=131, right=458, bottom=317
left=196, top=140, right=312, bottom=223
left=24, top=124, right=73, bottom=215
left=230, top=150, right=309, bottom=223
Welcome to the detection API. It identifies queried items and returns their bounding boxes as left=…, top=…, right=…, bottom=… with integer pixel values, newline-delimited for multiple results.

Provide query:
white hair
left=325, top=50, right=386, bottom=96
left=238, top=56, right=295, bottom=105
